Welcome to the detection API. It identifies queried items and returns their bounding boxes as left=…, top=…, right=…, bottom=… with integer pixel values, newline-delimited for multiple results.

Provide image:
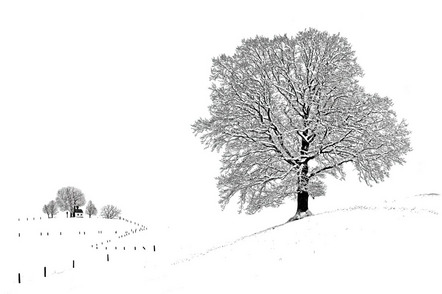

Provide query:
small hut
left=74, top=206, right=84, bottom=218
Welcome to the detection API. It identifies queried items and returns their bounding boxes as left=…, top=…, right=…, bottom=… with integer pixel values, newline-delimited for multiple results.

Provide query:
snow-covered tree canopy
left=56, top=186, right=86, bottom=217
left=192, top=28, right=411, bottom=215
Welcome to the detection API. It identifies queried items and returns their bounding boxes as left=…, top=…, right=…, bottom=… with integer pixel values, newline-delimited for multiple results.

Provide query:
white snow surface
left=1, top=193, right=441, bottom=294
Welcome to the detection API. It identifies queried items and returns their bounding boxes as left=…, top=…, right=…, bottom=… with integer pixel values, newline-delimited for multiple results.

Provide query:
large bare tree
left=56, top=186, right=86, bottom=218
left=100, top=204, right=121, bottom=219
left=192, top=28, right=411, bottom=221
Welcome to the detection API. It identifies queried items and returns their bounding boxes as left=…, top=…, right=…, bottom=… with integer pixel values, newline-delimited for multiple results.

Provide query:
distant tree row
left=42, top=186, right=121, bottom=219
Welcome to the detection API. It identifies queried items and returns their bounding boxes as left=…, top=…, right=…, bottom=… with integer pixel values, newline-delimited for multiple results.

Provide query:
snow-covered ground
left=2, top=193, right=441, bottom=294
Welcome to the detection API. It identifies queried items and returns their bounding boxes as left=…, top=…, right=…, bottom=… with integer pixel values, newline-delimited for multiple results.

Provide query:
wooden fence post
left=18, top=273, right=21, bottom=284
left=73, top=260, right=75, bottom=268
left=153, top=245, right=156, bottom=252
left=107, top=254, right=109, bottom=262
left=44, top=267, right=46, bottom=277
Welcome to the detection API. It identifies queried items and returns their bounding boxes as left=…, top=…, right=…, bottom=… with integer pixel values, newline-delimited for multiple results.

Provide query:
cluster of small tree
left=42, top=186, right=121, bottom=219
left=42, top=200, right=58, bottom=218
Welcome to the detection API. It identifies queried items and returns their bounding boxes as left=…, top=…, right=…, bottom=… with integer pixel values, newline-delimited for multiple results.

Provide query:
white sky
left=0, top=0, right=441, bottom=227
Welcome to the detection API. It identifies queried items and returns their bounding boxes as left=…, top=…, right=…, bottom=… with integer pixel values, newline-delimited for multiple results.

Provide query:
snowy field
left=1, top=193, right=441, bottom=294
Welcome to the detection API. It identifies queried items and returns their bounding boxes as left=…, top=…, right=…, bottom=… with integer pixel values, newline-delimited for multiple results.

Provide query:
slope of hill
left=1, top=215, right=151, bottom=293
left=165, top=195, right=441, bottom=294
left=2, top=193, right=441, bottom=294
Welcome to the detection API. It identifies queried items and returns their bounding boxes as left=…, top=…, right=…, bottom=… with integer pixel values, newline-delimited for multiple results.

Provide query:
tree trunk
left=287, top=162, right=313, bottom=222
left=287, top=190, right=313, bottom=222
left=286, top=128, right=314, bottom=222
left=297, top=190, right=309, bottom=213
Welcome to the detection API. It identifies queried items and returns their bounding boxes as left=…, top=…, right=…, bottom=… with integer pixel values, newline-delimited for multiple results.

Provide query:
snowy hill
left=1, top=215, right=151, bottom=293
left=2, top=193, right=441, bottom=294
left=167, top=195, right=441, bottom=294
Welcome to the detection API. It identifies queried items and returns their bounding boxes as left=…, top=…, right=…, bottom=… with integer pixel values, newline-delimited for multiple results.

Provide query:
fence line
left=15, top=215, right=152, bottom=284
left=92, top=244, right=151, bottom=251
left=16, top=244, right=154, bottom=284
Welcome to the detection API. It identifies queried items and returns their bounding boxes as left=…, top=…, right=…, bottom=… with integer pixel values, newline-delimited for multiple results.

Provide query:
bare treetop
left=193, top=28, right=411, bottom=220
left=100, top=204, right=121, bottom=219
left=56, top=186, right=86, bottom=218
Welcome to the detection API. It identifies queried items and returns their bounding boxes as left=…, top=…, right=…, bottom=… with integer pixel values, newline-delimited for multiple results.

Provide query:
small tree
left=56, top=186, right=86, bottom=217
left=42, top=204, right=50, bottom=218
left=47, top=200, right=58, bottom=218
left=100, top=205, right=121, bottom=219
left=42, top=200, right=58, bottom=218
left=85, top=200, right=98, bottom=218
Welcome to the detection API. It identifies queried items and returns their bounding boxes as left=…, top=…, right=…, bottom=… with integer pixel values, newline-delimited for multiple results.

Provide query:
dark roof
left=74, top=208, right=83, bottom=213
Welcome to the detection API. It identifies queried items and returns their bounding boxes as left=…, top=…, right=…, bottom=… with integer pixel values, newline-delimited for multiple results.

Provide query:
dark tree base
left=287, top=190, right=312, bottom=222
left=297, top=190, right=309, bottom=212
left=287, top=210, right=313, bottom=223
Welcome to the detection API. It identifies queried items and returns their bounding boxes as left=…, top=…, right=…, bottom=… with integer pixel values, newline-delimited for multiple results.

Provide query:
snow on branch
left=193, top=28, right=411, bottom=214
